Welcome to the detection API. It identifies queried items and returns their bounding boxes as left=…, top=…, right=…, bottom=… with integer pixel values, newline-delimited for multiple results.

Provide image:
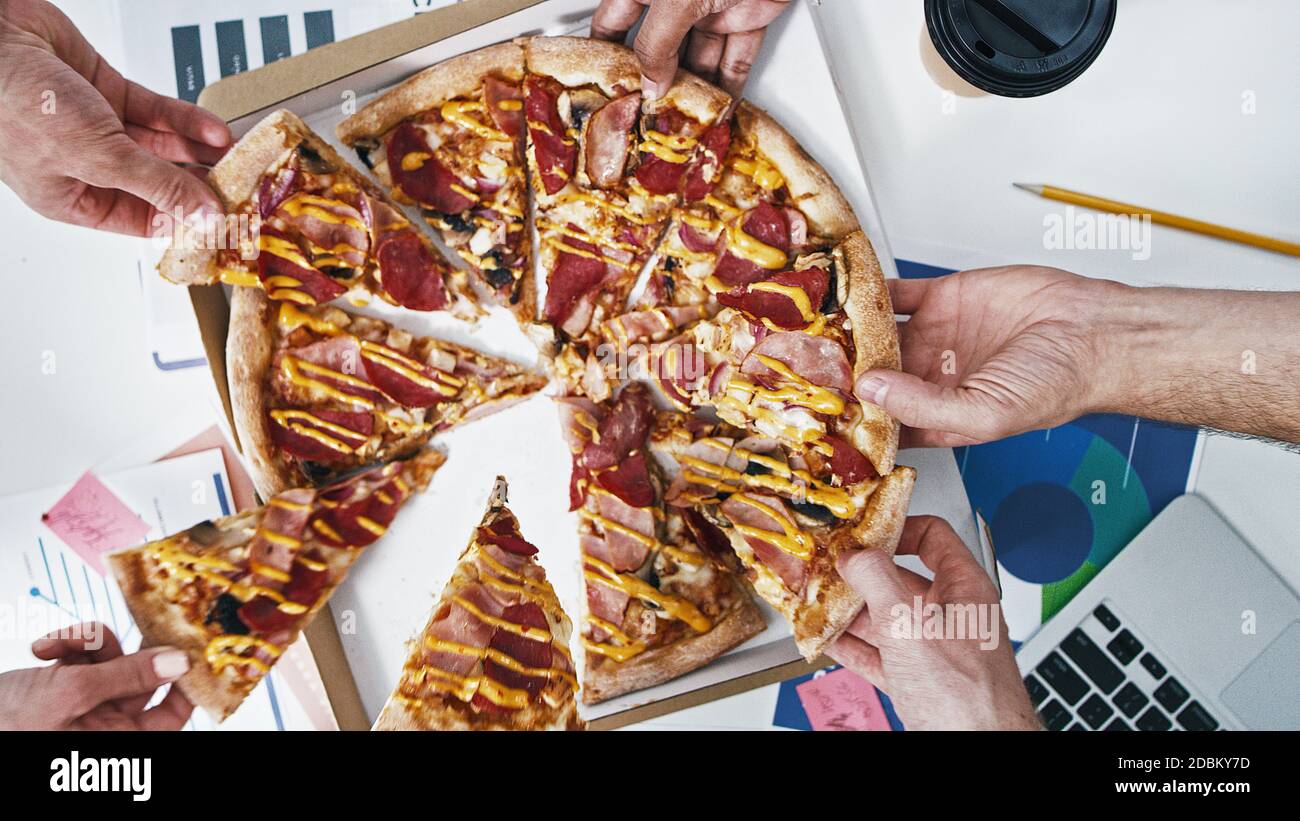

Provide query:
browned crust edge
left=226, top=285, right=297, bottom=500
left=523, top=35, right=640, bottom=95
left=581, top=590, right=766, bottom=704
left=839, top=229, right=901, bottom=475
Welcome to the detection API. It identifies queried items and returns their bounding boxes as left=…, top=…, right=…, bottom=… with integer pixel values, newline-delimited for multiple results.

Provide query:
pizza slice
left=373, top=476, right=584, bottom=730
left=656, top=413, right=914, bottom=661
left=337, top=43, right=535, bottom=323
left=556, top=382, right=765, bottom=703
left=228, top=286, right=545, bottom=499
left=160, top=109, right=477, bottom=318
left=107, top=450, right=445, bottom=722
left=521, top=37, right=731, bottom=370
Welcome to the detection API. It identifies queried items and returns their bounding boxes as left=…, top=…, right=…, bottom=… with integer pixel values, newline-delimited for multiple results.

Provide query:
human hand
left=828, top=516, right=1040, bottom=731
left=0, top=622, right=193, bottom=730
left=854, top=266, right=1117, bottom=448
left=591, top=0, right=791, bottom=98
left=0, top=0, right=230, bottom=236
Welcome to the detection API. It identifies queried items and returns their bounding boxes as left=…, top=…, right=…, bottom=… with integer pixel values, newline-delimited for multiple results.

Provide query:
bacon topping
left=386, top=121, right=475, bottom=214
left=720, top=493, right=808, bottom=591
left=375, top=232, right=450, bottom=312
left=525, top=76, right=577, bottom=195
left=577, top=382, right=655, bottom=471
left=258, top=160, right=299, bottom=219
left=275, top=193, right=369, bottom=268
left=716, top=267, right=829, bottom=330
left=742, top=331, right=854, bottom=395
left=584, top=92, right=641, bottom=190
left=476, top=602, right=552, bottom=711
left=476, top=517, right=538, bottom=557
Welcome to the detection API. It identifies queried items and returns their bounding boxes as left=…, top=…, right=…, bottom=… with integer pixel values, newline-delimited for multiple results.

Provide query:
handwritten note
left=796, top=668, right=892, bottom=731
left=41, top=472, right=150, bottom=572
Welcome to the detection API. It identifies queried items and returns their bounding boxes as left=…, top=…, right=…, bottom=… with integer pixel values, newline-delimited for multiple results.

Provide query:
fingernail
left=641, top=75, right=665, bottom=101
left=152, top=649, right=190, bottom=680
left=857, top=376, right=889, bottom=406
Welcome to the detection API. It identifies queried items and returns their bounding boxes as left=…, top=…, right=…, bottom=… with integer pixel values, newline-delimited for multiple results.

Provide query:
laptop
left=1015, top=493, right=1300, bottom=730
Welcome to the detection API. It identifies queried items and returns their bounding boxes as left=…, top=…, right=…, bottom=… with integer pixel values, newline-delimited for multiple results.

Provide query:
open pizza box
left=187, top=0, right=983, bottom=730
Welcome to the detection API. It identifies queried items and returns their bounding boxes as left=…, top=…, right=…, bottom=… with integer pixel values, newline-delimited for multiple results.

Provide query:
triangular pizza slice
left=337, top=43, right=535, bottom=323
left=160, top=110, right=477, bottom=318
left=373, top=477, right=584, bottom=730
left=228, top=286, right=545, bottom=499
left=521, top=37, right=731, bottom=373
left=556, top=382, right=765, bottom=703
left=107, top=450, right=445, bottom=722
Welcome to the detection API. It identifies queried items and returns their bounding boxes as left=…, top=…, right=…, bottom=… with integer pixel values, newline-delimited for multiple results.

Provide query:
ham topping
left=584, top=92, right=641, bottom=190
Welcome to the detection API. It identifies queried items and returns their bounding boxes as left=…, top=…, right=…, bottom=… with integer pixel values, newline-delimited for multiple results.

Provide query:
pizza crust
left=226, top=286, right=297, bottom=501
left=523, top=35, right=641, bottom=95
left=105, top=549, right=251, bottom=721
left=336, top=41, right=526, bottom=144
left=839, top=229, right=901, bottom=475
left=736, top=101, right=859, bottom=242
left=372, top=692, right=583, bottom=731
left=581, top=587, right=765, bottom=704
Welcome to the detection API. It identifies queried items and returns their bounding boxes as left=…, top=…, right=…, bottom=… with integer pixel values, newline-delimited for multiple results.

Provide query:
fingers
left=123, top=80, right=230, bottom=148
left=72, top=135, right=223, bottom=235
left=591, top=0, right=648, bottom=42
left=855, top=369, right=1005, bottom=444
left=634, top=0, right=713, bottom=99
left=125, top=124, right=227, bottom=165
left=136, top=685, right=194, bottom=731
left=716, top=28, right=765, bottom=95
left=885, top=277, right=933, bottom=315
left=31, top=622, right=121, bottom=663
left=684, top=28, right=726, bottom=83
left=55, top=647, right=190, bottom=717
left=836, top=545, right=912, bottom=615
left=826, top=633, right=884, bottom=687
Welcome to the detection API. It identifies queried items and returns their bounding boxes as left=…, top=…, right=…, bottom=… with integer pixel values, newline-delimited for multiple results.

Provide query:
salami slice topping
left=476, top=520, right=539, bottom=557
left=715, top=266, right=830, bottom=330
left=712, top=202, right=791, bottom=287
left=593, top=450, right=655, bottom=508
left=269, top=408, right=372, bottom=462
left=375, top=232, right=450, bottom=312
left=483, top=76, right=525, bottom=139
left=683, top=120, right=732, bottom=201
left=578, top=383, right=655, bottom=471
left=386, top=121, right=475, bottom=214
left=257, top=226, right=347, bottom=305
left=525, top=76, right=577, bottom=195
left=361, top=342, right=452, bottom=408
left=542, top=225, right=608, bottom=325
left=825, top=434, right=877, bottom=485
left=480, top=603, right=552, bottom=707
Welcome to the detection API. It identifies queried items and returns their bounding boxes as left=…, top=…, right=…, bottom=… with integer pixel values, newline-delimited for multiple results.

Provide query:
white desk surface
left=2, top=0, right=1296, bottom=729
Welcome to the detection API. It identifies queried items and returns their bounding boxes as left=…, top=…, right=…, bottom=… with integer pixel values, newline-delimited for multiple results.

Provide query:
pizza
left=521, top=37, right=732, bottom=370
left=556, top=382, right=765, bottom=703
left=655, top=410, right=913, bottom=660
left=337, top=43, right=534, bottom=323
left=227, top=286, right=545, bottom=499
left=107, top=450, right=444, bottom=722
left=159, top=109, right=478, bottom=318
left=373, top=477, right=584, bottom=730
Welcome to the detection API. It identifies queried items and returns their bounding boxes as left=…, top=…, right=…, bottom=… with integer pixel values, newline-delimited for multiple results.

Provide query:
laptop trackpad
left=1220, top=621, right=1300, bottom=730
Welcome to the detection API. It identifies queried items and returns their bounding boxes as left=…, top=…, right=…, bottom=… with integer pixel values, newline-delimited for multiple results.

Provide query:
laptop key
left=1105, top=717, right=1132, bottom=731
left=1079, top=693, right=1115, bottom=729
left=1066, top=723, right=1086, bottom=731
left=1036, top=652, right=1090, bottom=705
left=1154, top=678, right=1190, bottom=712
left=1061, top=629, right=1125, bottom=693
left=1136, top=706, right=1173, bottom=731
left=1037, top=699, right=1072, bottom=731
left=1177, top=701, right=1220, bottom=731
left=1107, top=629, right=1143, bottom=665
left=1093, top=604, right=1120, bottom=632
left=1140, top=652, right=1166, bottom=680
left=1024, top=674, right=1049, bottom=706
left=1113, top=682, right=1149, bottom=718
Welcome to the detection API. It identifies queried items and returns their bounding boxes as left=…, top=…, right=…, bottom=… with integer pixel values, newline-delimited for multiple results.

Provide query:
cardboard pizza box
left=187, top=0, right=983, bottom=730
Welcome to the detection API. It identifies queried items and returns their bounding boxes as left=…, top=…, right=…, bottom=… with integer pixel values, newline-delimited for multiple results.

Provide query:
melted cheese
left=731, top=156, right=785, bottom=191
left=553, top=192, right=655, bottom=226
left=679, top=446, right=856, bottom=519
left=639, top=129, right=696, bottom=164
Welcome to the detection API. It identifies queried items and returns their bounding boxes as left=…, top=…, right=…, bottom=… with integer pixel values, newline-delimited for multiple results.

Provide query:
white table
left=3, top=0, right=1296, bottom=729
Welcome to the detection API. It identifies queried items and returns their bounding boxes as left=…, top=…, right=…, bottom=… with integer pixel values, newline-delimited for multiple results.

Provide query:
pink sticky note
left=41, top=472, right=151, bottom=572
left=796, top=668, right=892, bottom=731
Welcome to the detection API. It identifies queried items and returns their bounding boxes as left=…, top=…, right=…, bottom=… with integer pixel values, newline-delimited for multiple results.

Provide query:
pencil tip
left=1012, top=182, right=1042, bottom=194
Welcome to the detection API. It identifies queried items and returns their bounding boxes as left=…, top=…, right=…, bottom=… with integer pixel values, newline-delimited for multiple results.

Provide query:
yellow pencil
left=1014, top=183, right=1300, bottom=257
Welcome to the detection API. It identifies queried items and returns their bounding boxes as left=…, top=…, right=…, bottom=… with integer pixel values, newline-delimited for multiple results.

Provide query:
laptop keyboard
left=1023, top=603, right=1223, bottom=731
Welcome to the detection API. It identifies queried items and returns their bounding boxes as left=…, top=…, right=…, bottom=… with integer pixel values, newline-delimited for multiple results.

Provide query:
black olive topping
left=353, top=139, right=379, bottom=169
left=296, top=141, right=335, bottom=174
left=744, top=461, right=771, bottom=476
left=318, top=266, right=354, bottom=280
left=662, top=256, right=678, bottom=272
left=299, top=460, right=335, bottom=485
left=790, top=501, right=836, bottom=524
left=485, top=267, right=514, bottom=288
left=435, top=211, right=474, bottom=234
left=205, top=593, right=249, bottom=635
left=821, top=262, right=839, bottom=314
left=662, top=274, right=677, bottom=301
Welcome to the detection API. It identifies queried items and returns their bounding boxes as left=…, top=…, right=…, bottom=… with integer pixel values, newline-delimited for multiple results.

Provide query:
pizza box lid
left=187, top=0, right=983, bottom=731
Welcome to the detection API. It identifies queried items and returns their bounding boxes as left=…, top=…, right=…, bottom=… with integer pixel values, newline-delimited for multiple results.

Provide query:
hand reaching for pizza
left=829, top=516, right=1041, bottom=731
left=0, top=622, right=193, bottom=730
left=853, top=265, right=1300, bottom=448
left=0, top=0, right=231, bottom=236
left=592, top=0, right=791, bottom=98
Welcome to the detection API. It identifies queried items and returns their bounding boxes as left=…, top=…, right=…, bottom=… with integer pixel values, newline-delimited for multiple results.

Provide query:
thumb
left=54, top=647, right=190, bottom=717
left=855, top=369, right=1004, bottom=443
left=633, top=0, right=705, bottom=99
left=837, top=547, right=912, bottom=616
left=76, top=134, right=223, bottom=226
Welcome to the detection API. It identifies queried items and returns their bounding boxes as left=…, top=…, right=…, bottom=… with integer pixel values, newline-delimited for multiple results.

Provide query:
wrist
left=1075, top=277, right=1170, bottom=417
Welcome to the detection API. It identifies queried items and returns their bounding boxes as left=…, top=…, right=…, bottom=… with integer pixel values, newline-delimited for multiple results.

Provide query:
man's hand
left=592, top=0, right=790, bottom=98
left=854, top=265, right=1300, bottom=448
left=0, top=0, right=230, bottom=236
left=0, top=622, right=193, bottom=730
left=829, top=516, right=1040, bottom=731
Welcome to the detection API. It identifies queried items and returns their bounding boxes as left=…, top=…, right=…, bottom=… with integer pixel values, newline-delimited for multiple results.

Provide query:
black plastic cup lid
left=925, top=0, right=1116, bottom=97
